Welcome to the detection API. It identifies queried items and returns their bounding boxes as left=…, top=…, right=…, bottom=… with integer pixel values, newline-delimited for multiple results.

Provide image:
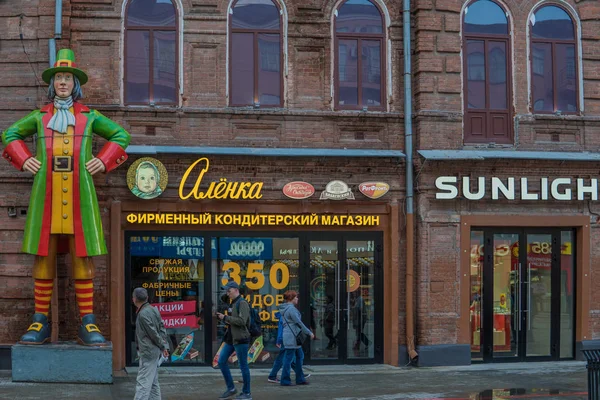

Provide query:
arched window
left=230, top=0, right=283, bottom=107
left=463, top=0, right=511, bottom=144
left=124, top=0, right=178, bottom=105
left=530, top=5, right=578, bottom=113
left=334, top=0, right=385, bottom=111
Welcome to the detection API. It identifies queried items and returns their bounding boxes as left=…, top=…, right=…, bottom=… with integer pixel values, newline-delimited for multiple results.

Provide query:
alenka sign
left=179, top=158, right=263, bottom=200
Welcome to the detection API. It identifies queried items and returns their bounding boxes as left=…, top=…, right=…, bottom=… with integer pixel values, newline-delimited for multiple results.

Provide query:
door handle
left=527, top=263, right=531, bottom=331
left=335, top=263, right=340, bottom=332
left=518, top=263, right=521, bottom=332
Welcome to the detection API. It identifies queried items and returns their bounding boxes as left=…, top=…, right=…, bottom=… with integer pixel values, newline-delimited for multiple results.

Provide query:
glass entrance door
left=471, top=228, right=575, bottom=363
left=308, top=235, right=382, bottom=364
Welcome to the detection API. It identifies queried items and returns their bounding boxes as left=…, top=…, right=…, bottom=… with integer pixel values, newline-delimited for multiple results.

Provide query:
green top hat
left=42, top=49, right=88, bottom=85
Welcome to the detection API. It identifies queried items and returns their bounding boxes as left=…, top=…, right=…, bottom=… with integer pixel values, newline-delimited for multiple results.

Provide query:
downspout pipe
left=49, top=0, right=62, bottom=67
left=403, top=0, right=418, bottom=363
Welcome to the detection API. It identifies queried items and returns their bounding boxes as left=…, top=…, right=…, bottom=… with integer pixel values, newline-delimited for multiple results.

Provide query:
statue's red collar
left=41, top=102, right=90, bottom=114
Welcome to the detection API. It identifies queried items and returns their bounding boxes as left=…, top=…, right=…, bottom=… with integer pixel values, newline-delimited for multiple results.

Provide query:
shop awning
left=127, top=145, right=406, bottom=159
left=418, top=150, right=600, bottom=162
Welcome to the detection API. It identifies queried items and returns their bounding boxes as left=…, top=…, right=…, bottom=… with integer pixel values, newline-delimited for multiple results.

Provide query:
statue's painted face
left=54, top=72, right=74, bottom=98
left=136, top=166, right=158, bottom=193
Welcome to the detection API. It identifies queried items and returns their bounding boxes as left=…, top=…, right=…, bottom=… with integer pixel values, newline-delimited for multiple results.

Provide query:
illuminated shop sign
left=130, top=236, right=218, bottom=259
left=127, top=212, right=381, bottom=226
left=218, top=238, right=273, bottom=260
left=179, top=158, right=263, bottom=200
left=435, top=176, right=600, bottom=201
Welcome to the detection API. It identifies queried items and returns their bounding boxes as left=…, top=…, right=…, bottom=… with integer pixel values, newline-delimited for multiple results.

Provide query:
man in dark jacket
left=215, top=281, right=252, bottom=400
left=133, top=287, right=169, bottom=400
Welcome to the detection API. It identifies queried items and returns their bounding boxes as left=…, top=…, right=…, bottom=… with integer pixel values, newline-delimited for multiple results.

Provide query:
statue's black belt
left=53, top=156, right=72, bottom=172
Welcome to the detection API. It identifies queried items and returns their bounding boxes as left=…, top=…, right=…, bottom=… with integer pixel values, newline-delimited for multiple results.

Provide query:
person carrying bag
left=279, top=290, right=314, bottom=386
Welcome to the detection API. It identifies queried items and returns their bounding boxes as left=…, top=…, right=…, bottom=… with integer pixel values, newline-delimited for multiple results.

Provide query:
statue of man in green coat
left=1, top=49, right=131, bottom=346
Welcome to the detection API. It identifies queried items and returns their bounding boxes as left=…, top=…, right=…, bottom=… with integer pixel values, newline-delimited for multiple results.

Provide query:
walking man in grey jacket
left=133, top=287, right=169, bottom=400
left=215, top=281, right=252, bottom=400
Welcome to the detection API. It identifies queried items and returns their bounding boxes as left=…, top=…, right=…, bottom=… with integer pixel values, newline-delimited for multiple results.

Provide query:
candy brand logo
left=227, top=241, right=266, bottom=257
left=359, top=182, right=390, bottom=199
left=179, top=158, right=263, bottom=200
left=283, top=181, right=315, bottom=199
left=320, top=180, right=355, bottom=200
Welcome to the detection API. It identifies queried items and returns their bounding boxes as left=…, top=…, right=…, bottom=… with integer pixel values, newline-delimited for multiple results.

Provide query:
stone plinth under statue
left=12, top=342, right=113, bottom=383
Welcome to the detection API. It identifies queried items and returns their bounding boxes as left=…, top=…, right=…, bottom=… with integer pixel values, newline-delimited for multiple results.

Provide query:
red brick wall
left=0, top=0, right=406, bottom=346
left=414, top=0, right=600, bottom=151
left=412, top=0, right=600, bottom=352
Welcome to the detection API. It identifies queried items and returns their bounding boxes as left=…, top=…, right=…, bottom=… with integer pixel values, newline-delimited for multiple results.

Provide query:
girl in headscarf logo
left=127, top=158, right=168, bottom=199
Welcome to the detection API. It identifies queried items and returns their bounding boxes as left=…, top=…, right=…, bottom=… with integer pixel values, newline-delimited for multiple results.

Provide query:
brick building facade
left=0, top=0, right=598, bottom=371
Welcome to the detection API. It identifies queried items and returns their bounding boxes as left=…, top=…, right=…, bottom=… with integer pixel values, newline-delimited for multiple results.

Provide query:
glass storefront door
left=308, top=235, right=382, bottom=364
left=470, top=228, right=575, bottom=363
left=125, top=231, right=383, bottom=366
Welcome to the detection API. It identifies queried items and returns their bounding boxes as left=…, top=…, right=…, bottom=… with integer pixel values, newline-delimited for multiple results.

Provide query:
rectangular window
left=488, top=41, right=507, bottom=110
left=467, top=40, right=485, bottom=109
left=126, top=31, right=150, bottom=104
left=129, top=235, right=206, bottom=365
left=556, top=44, right=577, bottom=113
left=533, top=47, right=545, bottom=76
left=532, top=43, right=553, bottom=112
left=258, top=34, right=281, bottom=106
left=231, top=33, right=255, bottom=106
left=211, top=237, right=299, bottom=366
left=153, top=31, right=177, bottom=103
left=338, top=39, right=358, bottom=106
left=362, top=40, right=382, bottom=107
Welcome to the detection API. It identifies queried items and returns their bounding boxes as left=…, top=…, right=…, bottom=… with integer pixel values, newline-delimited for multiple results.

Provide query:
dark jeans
left=268, top=347, right=296, bottom=380
left=281, top=348, right=306, bottom=386
left=218, top=343, right=250, bottom=395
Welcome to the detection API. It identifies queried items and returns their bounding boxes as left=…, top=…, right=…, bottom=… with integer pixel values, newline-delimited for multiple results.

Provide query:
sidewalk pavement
left=0, top=361, right=589, bottom=400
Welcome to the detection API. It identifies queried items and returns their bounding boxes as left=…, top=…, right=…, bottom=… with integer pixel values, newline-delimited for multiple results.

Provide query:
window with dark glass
left=230, top=0, right=282, bottom=107
left=335, top=0, right=385, bottom=110
left=463, top=0, right=511, bottom=144
left=124, top=0, right=178, bottom=105
left=530, top=5, right=578, bottom=113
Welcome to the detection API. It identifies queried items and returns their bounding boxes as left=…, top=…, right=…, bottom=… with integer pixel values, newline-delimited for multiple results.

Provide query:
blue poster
left=161, top=236, right=205, bottom=259
left=218, top=238, right=273, bottom=260
left=130, top=236, right=162, bottom=256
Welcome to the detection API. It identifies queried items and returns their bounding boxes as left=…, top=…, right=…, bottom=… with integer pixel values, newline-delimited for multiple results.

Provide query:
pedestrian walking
left=279, top=290, right=314, bottom=386
left=267, top=311, right=310, bottom=383
left=132, top=287, right=169, bottom=400
left=215, top=281, right=252, bottom=400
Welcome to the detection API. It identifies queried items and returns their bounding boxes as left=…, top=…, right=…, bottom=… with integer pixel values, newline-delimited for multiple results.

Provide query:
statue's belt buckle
left=85, top=324, right=100, bottom=333
left=53, top=156, right=72, bottom=172
left=28, top=322, right=44, bottom=332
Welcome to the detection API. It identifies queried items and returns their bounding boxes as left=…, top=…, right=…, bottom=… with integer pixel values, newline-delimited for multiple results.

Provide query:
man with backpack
left=216, top=281, right=252, bottom=400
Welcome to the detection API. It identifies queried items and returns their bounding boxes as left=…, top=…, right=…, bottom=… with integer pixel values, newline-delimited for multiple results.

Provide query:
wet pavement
left=0, top=361, right=588, bottom=400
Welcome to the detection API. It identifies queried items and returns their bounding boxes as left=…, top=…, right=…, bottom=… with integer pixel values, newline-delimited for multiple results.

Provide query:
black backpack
left=236, top=300, right=262, bottom=338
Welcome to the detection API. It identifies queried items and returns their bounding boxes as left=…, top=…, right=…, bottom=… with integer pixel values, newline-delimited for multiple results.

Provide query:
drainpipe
left=403, top=0, right=418, bottom=363
left=49, top=0, right=62, bottom=67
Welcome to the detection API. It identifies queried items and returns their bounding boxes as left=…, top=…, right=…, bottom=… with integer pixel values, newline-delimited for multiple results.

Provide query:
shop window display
left=211, top=237, right=300, bottom=366
left=470, top=231, right=483, bottom=360
left=129, top=235, right=206, bottom=364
